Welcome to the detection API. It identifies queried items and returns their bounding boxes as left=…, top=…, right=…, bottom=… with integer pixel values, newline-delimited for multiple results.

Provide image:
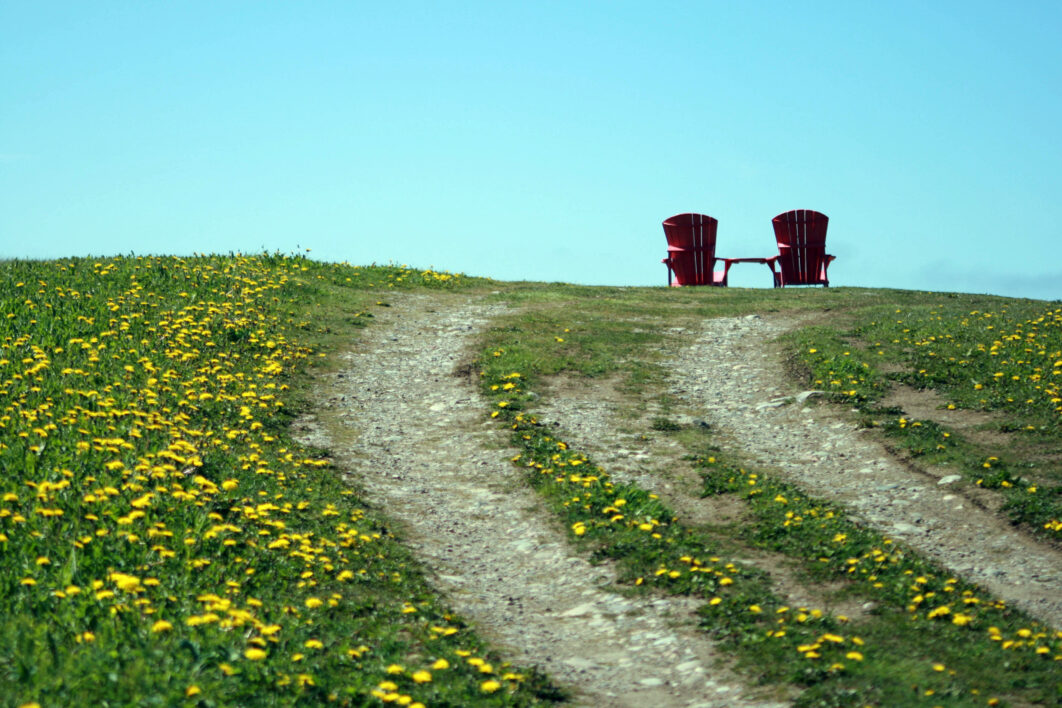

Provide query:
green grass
left=0, top=255, right=555, bottom=707
left=4, top=256, right=1062, bottom=706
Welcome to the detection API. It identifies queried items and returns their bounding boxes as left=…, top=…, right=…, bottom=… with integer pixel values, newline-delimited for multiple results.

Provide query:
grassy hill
left=1, top=254, right=1060, bottom=706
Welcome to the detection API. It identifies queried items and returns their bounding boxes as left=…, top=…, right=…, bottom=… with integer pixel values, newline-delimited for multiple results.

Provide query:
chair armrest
left=717, top=258, right=736, bottom=280
left=762, top=256, right=781, bottom=287
left=822, top=255, right=836, bottom=277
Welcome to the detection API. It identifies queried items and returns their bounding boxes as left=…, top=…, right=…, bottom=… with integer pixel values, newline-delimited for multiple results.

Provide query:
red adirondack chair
left=766, top=209, right=836, bottom=287
left=661, top=213, right=738, bottom=287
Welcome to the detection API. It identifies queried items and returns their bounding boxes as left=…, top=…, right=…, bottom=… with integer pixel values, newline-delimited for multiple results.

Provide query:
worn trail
left=299, top=293, right=780, bottom=708
left=670, top=315, right=1062, bottom=629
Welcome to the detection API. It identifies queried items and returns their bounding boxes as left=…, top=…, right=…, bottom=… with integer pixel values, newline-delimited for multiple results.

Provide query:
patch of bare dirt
left=539, top=374, right=714, bottom=527
left=875, top=383, right=1062, bottom=489
left=877, top=383, right=1009, bottom=443
left=535, top=373, right=872, bottom=624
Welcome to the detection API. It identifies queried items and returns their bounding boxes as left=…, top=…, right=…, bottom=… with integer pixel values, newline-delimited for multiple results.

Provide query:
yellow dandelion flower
left=481, top=680, right=501, bottom=693
left=927, top=605, right=951, bottom=619
left=130, top=493, right=153, bottom=508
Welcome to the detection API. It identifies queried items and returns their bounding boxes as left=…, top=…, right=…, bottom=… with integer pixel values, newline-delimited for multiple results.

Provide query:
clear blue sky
left=3, top=2, right=1060, bottom=299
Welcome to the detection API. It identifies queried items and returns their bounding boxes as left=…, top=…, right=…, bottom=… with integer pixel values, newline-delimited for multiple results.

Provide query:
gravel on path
left=669, top=315, right=1062, bottom=629
left=297, top=294, right=784, bottom=708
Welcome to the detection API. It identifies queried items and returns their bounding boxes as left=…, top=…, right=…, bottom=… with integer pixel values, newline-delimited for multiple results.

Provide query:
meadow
left=0, top=256, right=554, bottom=707
left=2, top=254, right=1060, bottom=707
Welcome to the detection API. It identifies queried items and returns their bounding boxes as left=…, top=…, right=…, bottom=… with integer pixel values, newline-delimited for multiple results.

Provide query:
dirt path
left=299, top=294, right=1062, bottom=706
left=298, top=293, right=783, bottom=708
left=671, top=316, right=1062, bottom=628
